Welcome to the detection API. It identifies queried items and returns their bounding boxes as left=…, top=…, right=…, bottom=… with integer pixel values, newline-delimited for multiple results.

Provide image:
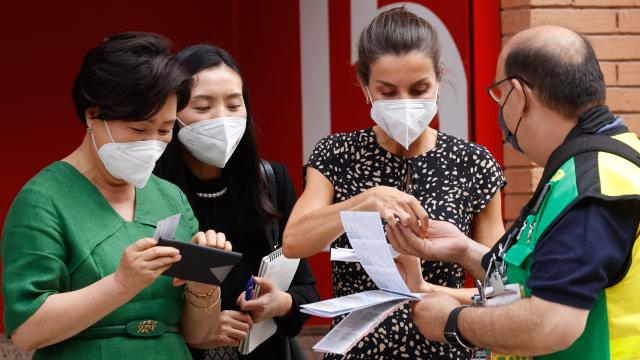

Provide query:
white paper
left=486, top=284, right=523, bottom=307
left=303, top=211, right=426, bottom=356
left=330, top=246, right=401, bottom=263
left=340, top=211, right=415, bottom=297
left=313, top=300, right=406, bottom=355
left=330, top=247, right=360, bottom=262
left=260, top=255, right=299, bottom=294
left=300, top=290, right=412, bottom=318
left=240, top=319, right=277, bottom=354
left=153, top=214, right=181, bottom=240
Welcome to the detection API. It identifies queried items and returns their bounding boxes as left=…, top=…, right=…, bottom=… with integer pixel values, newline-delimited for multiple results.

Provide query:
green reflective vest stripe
left=503, top=132, right=640, bottom=359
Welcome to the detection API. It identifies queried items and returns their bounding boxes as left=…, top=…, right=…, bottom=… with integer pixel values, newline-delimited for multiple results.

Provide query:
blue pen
left=245, top=277, right=254, bottom=301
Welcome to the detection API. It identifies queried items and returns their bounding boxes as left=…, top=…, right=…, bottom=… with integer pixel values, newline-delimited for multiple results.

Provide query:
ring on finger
left=134, top=240, right=145, bottom=252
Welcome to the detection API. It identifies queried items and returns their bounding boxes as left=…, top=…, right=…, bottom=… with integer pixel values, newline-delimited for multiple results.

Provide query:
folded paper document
left=302, top=211, right=426, bottom=354
left=312, top=300, right=407, bottom=355
left=300, top=289, right=418, bottom=318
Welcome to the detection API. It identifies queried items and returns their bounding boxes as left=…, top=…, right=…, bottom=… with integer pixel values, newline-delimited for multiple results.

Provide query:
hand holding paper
left=237, top=277, right=293, bottom=323
left=340, top=211, right=415, bottom=296
left=152, top=214, right=242, bottom=286
left=303, top=211, right=431, bottom=355
left=238, top=248, right=300, bottom=355
left=114, top=237, right=181, bottom=295
left=208, top=310, right=254, bottom=347
left=172, top=230, right=234, bottom=286
left=302, top=211, right=423, bottom=319
left=362, top=186, right=430, bottom=237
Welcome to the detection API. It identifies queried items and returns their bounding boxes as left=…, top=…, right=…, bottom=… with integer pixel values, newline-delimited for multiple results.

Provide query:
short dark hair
left=357, top=7, right=442, bottom=85
left=72, top=32, right=191, bottom=125
left=505, top=35, right=606, bottom=118
left=155, top=45, right=277, bottom=234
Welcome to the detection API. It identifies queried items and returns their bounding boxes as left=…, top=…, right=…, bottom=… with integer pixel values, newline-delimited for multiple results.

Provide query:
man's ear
left=357, top=76, right=371, bottom=104
left=509, top=79, right=528, bottom=114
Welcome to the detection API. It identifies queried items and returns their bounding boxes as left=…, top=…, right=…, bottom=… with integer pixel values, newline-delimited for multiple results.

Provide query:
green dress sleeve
left=2, top=184, right=70, bottom=335
left=177, top=189, right=199, bottom=236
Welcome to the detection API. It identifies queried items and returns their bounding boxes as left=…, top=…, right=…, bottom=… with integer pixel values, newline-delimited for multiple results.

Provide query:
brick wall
left=501, top=0, right=640, bottom=225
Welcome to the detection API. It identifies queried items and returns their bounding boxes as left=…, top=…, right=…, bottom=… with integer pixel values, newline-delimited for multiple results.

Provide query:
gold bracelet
left=185, top=284, right=216, bottom=299
left=183, top=285, right=221, bottom=313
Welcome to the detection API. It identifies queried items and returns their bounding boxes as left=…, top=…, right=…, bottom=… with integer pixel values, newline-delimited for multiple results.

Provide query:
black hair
left=505, top=34, right=606, bottom=118
left=72, top=32, right=191, bottom=125
left=154, top=44, right=277, bottom=235
left=357, top=7, right=442, bottom=85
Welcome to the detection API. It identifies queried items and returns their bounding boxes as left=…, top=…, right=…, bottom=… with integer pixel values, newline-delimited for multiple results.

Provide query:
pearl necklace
left=195, top=187, right=228, bottom=199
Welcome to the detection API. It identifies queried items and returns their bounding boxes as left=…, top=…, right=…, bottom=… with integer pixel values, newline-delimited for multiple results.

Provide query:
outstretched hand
left=386, top=220, right=470, bottom=264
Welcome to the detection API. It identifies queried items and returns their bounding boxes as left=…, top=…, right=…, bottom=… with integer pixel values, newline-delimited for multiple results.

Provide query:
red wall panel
left=0, top=0, right=239, bottom=332
left=0, top=0, right=502, bottom=332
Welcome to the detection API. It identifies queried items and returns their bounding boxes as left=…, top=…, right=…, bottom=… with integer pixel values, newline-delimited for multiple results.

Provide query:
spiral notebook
left=239, top=248, right=300, bottom=355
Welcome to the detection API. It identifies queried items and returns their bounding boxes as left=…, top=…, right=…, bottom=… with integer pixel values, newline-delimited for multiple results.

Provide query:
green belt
left=78, top=320, right=180, bottom=339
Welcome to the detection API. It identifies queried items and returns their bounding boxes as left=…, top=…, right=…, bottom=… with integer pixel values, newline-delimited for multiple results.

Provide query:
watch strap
left=443, top=305, right=475, bottom=349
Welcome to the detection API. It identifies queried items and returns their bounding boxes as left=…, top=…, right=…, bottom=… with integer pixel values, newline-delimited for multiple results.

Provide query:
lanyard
left=472, top=183, right=552, bottom=306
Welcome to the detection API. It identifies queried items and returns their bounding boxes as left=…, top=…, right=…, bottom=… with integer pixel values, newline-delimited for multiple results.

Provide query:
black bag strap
left=260, top=159, right=279, bottom=250
left=483, top=133, right=640, bottom=270
left=523, top=134, right=640, bottom=216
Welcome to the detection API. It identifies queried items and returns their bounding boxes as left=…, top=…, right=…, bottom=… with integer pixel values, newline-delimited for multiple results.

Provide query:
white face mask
left=368, top=88, right=438, bottom=150
left=177, top=116, right=247, bottom=168
left=91, top=121, right=167, bottom=189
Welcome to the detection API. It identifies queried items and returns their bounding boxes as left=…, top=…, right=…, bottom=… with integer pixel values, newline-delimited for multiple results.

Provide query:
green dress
left=2, top=161, right=198, bottom=359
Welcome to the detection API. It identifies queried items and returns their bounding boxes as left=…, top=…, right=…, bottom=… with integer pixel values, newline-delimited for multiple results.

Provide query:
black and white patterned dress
left=307, top=128, right=506, bottom=360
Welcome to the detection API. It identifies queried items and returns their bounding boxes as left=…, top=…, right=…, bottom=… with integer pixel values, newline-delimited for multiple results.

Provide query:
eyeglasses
left=486, top=76, right=533, bottom=104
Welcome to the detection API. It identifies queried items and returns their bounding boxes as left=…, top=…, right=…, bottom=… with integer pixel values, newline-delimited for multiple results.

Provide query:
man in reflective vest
left=387, top=25, right=640, bottom=359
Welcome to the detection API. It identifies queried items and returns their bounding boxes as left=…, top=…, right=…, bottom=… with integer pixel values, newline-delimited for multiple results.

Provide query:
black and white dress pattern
left=307, top=128, right=506, bottom=360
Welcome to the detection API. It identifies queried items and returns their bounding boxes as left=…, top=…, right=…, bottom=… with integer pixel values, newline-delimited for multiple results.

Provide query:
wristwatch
left=444, top=306, right=476, bottom=349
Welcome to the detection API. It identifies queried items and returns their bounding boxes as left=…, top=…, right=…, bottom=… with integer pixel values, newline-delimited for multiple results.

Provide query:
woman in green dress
left=2, top=32, right=228, bottom=359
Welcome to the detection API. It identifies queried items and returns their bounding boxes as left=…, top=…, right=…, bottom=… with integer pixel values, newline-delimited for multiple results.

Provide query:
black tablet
left=157, top=237, right=243, bottom=286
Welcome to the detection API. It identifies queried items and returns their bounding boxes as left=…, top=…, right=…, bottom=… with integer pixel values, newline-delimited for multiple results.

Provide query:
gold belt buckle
left=489, top=353, right=532, bottom=360
left=125, top=319, right=166, bottom=337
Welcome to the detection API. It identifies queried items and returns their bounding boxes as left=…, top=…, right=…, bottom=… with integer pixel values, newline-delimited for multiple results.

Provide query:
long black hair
left=155, top=44, right=276, bottom=234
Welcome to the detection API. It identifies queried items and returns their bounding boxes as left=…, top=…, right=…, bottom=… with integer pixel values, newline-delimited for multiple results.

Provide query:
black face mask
left=498, top=87, right=523, bottom=152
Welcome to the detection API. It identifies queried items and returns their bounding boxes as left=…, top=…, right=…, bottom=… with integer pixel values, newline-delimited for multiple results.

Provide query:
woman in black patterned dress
left=283, top=8, right=505, bottom=360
